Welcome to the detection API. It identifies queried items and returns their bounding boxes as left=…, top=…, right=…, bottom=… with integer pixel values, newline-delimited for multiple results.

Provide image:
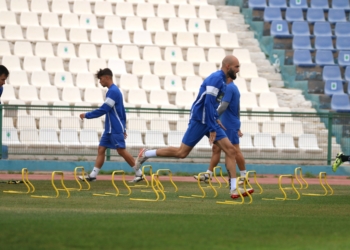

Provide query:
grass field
left=1, top=179, right=350, bottom=250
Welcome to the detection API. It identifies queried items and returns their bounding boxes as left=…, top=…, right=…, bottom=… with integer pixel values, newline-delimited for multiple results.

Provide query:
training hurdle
left=67, top=166, right=90, bottom=191
left=205, top=166, right=229, bottom=189
left=127, top=165, right=152, bottom=189
left=262, top=175, right=300, bottom=201
left=153, top=169, right=178, bottom=193
left=246, top=170, right=263, bottom=194
left=130, top=173, right=166, bottom=202
left=31, top=171, right=70, bottom=199
left=302, top=172, right=333, bottom=196
left=216, top=178, right=253, bottom=205
left=3, top=168, right=35, bottom=194
left=179, top=172, right=217, bottom=199
left=93, top=170, right=131, bottom=197
left=283, top=167, right=308, bottom=190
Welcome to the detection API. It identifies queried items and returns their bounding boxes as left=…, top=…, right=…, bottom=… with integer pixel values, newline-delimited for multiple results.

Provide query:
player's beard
left=227, top=69, right=236, bottom=80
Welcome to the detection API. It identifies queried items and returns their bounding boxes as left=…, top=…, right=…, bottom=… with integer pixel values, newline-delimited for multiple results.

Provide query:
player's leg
left=79, top=146, right=106, bottom=181
left=193, top=144, right=221, bottom=181
left=332, top=152, right=349, bottom=172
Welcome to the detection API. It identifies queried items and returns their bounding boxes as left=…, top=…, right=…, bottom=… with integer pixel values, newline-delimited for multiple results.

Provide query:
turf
left=1, top=180, right=350, bottom=250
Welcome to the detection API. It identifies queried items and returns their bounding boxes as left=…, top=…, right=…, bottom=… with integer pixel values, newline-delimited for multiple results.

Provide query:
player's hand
left=79, top=113, right=85, bottom=120
left=124, top=132, right=127, bottom=139
left=217, top=120, right=226, bottom=130
left=238, top=130, right=243, bottom=137
left=209, top=131, right=216, bottom=146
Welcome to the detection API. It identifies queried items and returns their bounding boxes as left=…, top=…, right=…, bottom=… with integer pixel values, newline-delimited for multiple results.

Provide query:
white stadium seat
left=62, top=87, right=82, bottom=104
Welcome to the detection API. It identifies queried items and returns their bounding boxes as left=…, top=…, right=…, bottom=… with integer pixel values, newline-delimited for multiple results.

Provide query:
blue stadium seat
left=335, top=23, right=350, bottom=37
left=331, top=94, right=350, bottom=112
left=270, top=20, right=292, bottom=37
left=315, top=50, right=335, bottom=66
left=338, top=51, right=350, bottom=67
left=323, top=66, right=342, bottom=81
left=291, top=21, right=310, bottom=36
left=306, top=9, right=325, bottom=23
left=346, top=67, right=350, bottom=81
left=293, top=50, right=315, bottom=66
left=292, top=36, right=313, bottom=50
left=285, top=8, right=304, bottom=22
left=289, top=0, right=308, bottom=9
left=315, top=36, right=334, bottom=50
left=324, top=80, right=344, bottom=96
left=264, top=7, right=282, bottom=22
left=332, top=0, right=350, bottom=10
left=313, top=22, right=332, bottom=37
left=269, top=0, right=287, bottom=9
left=248, top=0, right=267, bottom=9
left=310, top=0, right=329, bottom=9
left=336, top=37, right=350, bottom=50
left=328, top=9, right=347, bottom=24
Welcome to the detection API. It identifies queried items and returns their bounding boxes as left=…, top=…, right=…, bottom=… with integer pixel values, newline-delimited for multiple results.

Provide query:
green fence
left=0, top=104, right=348, bottom=164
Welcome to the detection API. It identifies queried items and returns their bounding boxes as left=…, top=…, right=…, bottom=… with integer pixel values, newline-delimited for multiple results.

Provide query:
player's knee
left=177, top=150, right=189, bottom=159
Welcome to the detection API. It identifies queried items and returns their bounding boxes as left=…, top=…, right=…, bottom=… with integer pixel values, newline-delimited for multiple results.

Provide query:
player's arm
left=217, top=101, right=229, bottom=116
left=84, top=93, right=116, bottom=119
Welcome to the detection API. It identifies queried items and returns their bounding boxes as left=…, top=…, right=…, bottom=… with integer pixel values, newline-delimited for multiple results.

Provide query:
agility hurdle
left=3, top=168, right=35, bottom=194
left=130, top=173, right=166, bottom=202
left=216, top=178, right=253, bottom=205
left=283, top=167, right=308, bottom=190
left=246, top=170, right=263, bottom=194
left=93, top=170, right=131, bottom=197
left=127, top=165, right=152, bottom=189
left=262, top=175, right=300, bottom=201
left=153, top=169, right=178, bottom=193
left=31, top=171, right=70, bottom=199
left=67, top=166, right=90, bottom=191
left=302, top=172, right=333, bottom=196
left=179, top=172, right=217, bottom=199
left=205, top=166, right=229, bottom=189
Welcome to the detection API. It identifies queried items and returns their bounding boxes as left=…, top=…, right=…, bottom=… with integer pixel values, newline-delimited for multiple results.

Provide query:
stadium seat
left=219, top=33, right=240, bottom=49
left=34, top=42, right=54, bottom=59
left=285, top=8, right=304, bottom=22
left=164, top=76, right=183, bottom=93
left=259, top=92, right=280, bottom=109
left=69, top=58, right=89, bottom=74
left=155, top=32, right=174, bottom=47
left=95, top=1, right=113, bottom=16
left=57, top=43, right=76, bottom=59
left=51, top=0, right=71, bottom=15
left=2, top=56, right=21, bottom=71
left=253, top=133, right=278, bottom=152
left=143, top=46, right=162, bottom=62
left=125, top=17, right=144, bottom=32
left=112, top=30, right=131, bottom=45
left=270, top=20, right=292, bottom=37
left=292, top=21, right=311, bottom=36
left=100, top=45, right=119, bottom=60
left=41, top=13, right=60, bottom=28
left=82, top=118, right=104, bottom=135
left=1, top=85, right=17, bottom=103
left=331, top=93, right=350, bottom=111
left=20, top=129, right=42, bottom=147
left=239, top=63, right=259, bottom=79
left=310, top=0, right=328, bottom=8
left=125, top=130, right=145, bottom=149
left=62, top=87, right=82, bottom=104
left=10, top=0, right=29, bottom=12
left=145, top=130, right=167, bottom=147
left=39, top=117, right=60, bottom=132
left=146, top=17, right=165, bottom=33
left=292, top=36, right=313, bottom=50
left=250, top=77, right=270, bottom=94
left=128, top=89, right=149, bottom=106
left=133, top=31, right=153, bottom=46
left=178, top=4, right=197, bottom=19
left=53, top=72, right=74, bottom=88
left=61, top=117, right=81, bottom=131
left=338, top=51, right=350, bottom=67
left=248, top=0, right=267, bottom=9
left=141, top=75, right=161, bottom=91
left=166, top=131, right=184, bottom=147
left=313, top=22, right=332, bottom=37
left=345, top=67, right=350, bottom=81
left=76, top=73, right=96, bottom=89
left=136, top=3, right=155, bottom=18
left=175, top=62, right=196, bottom=77
left=298, top=134, right=322, bottom=153
left=153, top=61, right=173, bottom=77
left=234, top=77, right=248, bottom=93
left=315, top=50, right=335, bottom=66
left=269, top=0, right=287, bottom=8
left=336, top=37, right=350, bottom=50
left=272, top=107, right=293, bottom=123
left=150, top=118, right=170, bottom=133
left=17, top=116, right=37, bottom=131
left=175, top=90, right=195, bottom=108
left=91, top=29, right=110, bottom=44
left=157, top=4, right=176, bottom=18
left=38, top=129, right=61, bottom=148
left=121, top=45, right=141, bottom=62
left=168, top=18, right=187, bottom=33
left=0, top=41, right=11, bottom=56
left=198, top=62, right=217, bottom=78
left=306, top=9, right=325, bottom=23
left=31, top=71, right=51, bottom=87
left=289, top=0, right=308, bottom=8
left=132, top=60, right=152, bottom=76
left=322, top=66, right=342, bottom=81
left=275, top=134, right=299, bottom=153
left=7, top=100, right=28, bottom=117
left=8, top=70, right=28, bottom=87
left=2, top=117, right=15, bottom=129
left=23, top=56, right=43, bottom=72
left=239, top=134, right=257, bottom=152
left=164, top=47, right=184, bottom=63
left=108, top=59, right=127, bottom=75
left=332, top=0, right=350, bottom=9
left=31, top=0, right=50, bottom=13
left=4, top=25, right=24, bottom=41
left=335, top=22, right=350, bottom=37
left=328, top=9, right=346, bottom=23
left=187, top=48, right=206, bottom=64
left=315, top=36, right=334, bottom=50
left=185, top=76, right=202, bottom=92
left=26, top=26, right=45, bottom=42
left=264, top=7, right=282, bottom=22
left=51, top=101, right=71, bottom=118
left=240, top=93, right=259, bottom=109
left=119, top=74, right=140, bottom=91
left=149, top=89, right=170, bottom=106
left=127, top=117, right=148, bottom=132
left=209, top=19, right=228, bottom=34
left=29, top=101, right=51, bottom=119
left=69, top=28, right=89, bottom=43
left=262, top=121, right=282, bottom=136
left=14, top=41, right=33, bottom=58
left=79, top=44, right=98, bottom=60
left=104, top=16, right=123, bottom=31
left=189, top=0, right=208, bottom=6
left=20, top=12, right=39, bottom=27
left=199, top=5, right=217, bottom=20
left=324, top=80, right=344, bottom=96
left=251, top=107, right=271, bottom=123
left=61, top=13, right=79, bottom=29
left=208, top=48, right=226, bottom=65
left=233, top=49, right=251, bottom=64
left=0, top=11, right=16, bottom=26
left=293, top=50, right=315, bottom=66
left=188, top=19, right=207, bottom=33
left=48, top=27, right=68, bottom=42
left=284, top=121, right=304, bottom=137
left=79, top=129, right=99, bottom=148
left=2, top=128, right=21, bottom=146
left=116, top=2, right=134, bottom=17
left=39, top=86, right=61, bottom=104
left=60, top=129, right=82, bottom=148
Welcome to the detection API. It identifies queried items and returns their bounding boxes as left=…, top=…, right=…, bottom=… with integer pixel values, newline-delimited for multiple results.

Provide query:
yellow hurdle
left=67, top=166, right=91, bottom=191
left=179, top=172, right=217, bottom=199
left=205, top=166, right=229, bottom=189
left=302, top=172, right=333, bottom=196
left=216, top=178, right=253, bottom=205
left=93, top=170, right=132, bottom=197
left=262, top=175, right=300, bottom=201
left=154, top=169, right=178, bottom=193
left=3, top=168, right=35, bottom=194
left=246, top=170, right=263, bottom=194
left=127, top=165, right=152, bottom=189
left=31, top=171, right=70, bottom=199
left=284, top=167, right=308, bottom=190
left=130, top=173, right=166, bottom=202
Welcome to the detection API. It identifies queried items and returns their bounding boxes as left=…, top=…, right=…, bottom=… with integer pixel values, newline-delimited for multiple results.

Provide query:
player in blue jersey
left=193, top=76, right=254, bottom=199
left=135, top=55, right=245, bottom=198
left=0, top=65, right=9, bottom=103
left=79, top=68, right=143, bottom=183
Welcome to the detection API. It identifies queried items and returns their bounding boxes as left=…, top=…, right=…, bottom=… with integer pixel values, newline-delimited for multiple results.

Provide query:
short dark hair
left=96, top=68, right=113, bottom=79
left=0, top=65, right=9, bottom=77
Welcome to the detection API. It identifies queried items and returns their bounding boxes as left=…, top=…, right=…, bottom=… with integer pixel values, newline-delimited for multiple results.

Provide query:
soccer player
left=79, top=68, right=143, bottom=183
left=0, top=65, right=9, bottom=102
left=332, top=152, right=349, bottom=172
left=193, top=76, right=254, bottom=197
left=135, top=55, right=247, bottom=199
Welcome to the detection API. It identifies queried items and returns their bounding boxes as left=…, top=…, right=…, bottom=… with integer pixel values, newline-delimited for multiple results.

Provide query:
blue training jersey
left=0, top=87, right=3, bottom=104
left=190, top=70, right=226, bottom=132
left=220, top=82, right=241, bottom=130
left=85, top=84, right=126, bottom=134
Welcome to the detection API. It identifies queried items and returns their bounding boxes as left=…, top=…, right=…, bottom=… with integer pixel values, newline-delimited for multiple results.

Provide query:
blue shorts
left=99, top=132, right=126, bottom=149
left=225, top=128, right=240, bottom=145
left=182, top=120, right=227, bottom=147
